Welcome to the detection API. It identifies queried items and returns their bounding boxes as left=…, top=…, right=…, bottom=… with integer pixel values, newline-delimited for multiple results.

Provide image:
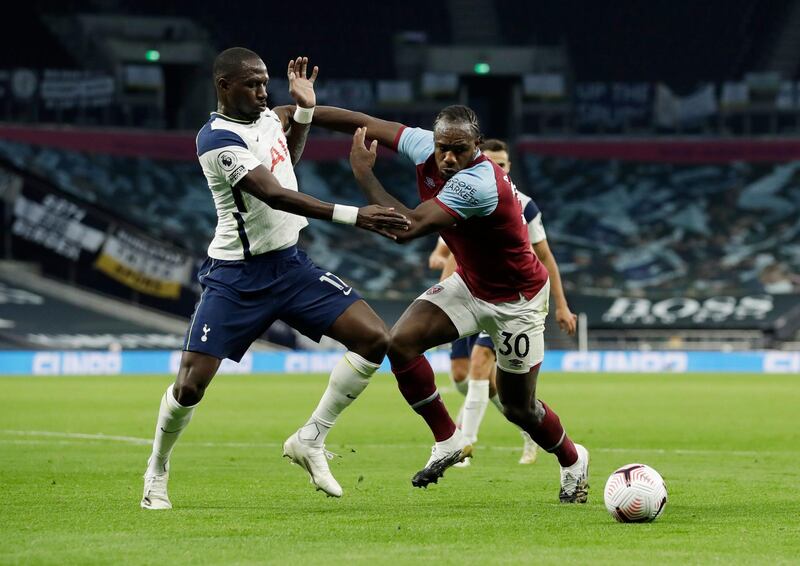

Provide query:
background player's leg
left=449, top=337, right=472, bottom=427
left=142, top=351, right=220, bottom=509
left=460, top=344, right=494, bottom=444
left=389, top=299, right=460, bottom=442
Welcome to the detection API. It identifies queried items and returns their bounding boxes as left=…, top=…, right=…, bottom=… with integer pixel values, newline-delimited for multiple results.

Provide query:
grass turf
left=1, top=372, right=798, bottom=565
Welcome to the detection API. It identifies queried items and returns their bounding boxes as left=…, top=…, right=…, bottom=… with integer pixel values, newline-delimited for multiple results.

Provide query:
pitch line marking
left=0, top=430, right=791, bottom=457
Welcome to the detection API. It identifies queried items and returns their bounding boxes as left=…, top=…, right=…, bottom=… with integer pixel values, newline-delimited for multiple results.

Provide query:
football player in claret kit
left=140, top=48, right=410, bottom=509
left=428, top=139, right=577, bottom=467
left=305, top=105, right=589, bottom=501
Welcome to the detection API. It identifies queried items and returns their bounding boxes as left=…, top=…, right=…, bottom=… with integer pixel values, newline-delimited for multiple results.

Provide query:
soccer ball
left=603, top=463, right=667, bottom=523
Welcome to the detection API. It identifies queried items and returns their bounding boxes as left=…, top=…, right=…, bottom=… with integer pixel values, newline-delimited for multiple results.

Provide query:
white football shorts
left=418, top=273, right=550, bottom=373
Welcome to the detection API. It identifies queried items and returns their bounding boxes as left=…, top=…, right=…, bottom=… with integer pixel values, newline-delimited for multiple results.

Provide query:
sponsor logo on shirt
left=425, top=176, right=435, bottom=188
left=228, top=165, right=247, bottom=185
left=443, top=179, right=479, bottom=205
left=217, top=151, right=238, bottom=171
left=426, top=284, right=444, bottom=295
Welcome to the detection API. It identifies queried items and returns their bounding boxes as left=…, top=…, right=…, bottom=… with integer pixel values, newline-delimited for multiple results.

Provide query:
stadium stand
left=0, top=263, right=283, bottom=351
left=517, top=152, right=800, bottom=297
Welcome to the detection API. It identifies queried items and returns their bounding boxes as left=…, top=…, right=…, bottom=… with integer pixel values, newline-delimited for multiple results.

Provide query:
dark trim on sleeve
left=196, top=124, right=248, bottom=156
left=434, top=197, right=463, bottom=220
left=523, top=199, right=540, bottom=223
left=392, top=125, right=407, bottom=151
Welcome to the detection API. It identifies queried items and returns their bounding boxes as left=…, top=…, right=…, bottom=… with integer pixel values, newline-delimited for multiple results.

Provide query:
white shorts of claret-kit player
left=418, top=272, right=550, bottom=374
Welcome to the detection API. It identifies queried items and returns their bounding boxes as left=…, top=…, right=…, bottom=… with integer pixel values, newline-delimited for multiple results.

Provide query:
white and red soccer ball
left=603, top=463, right=668, bottom=523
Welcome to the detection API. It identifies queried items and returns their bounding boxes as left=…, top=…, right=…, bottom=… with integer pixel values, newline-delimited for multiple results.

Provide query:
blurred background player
left=141, top=48, right=410, bottom=509
left=306, top=104, right=589, bottom=502
left=427, top=236, right=477, bottom=425
left=428, top=139, right=577, bottom=467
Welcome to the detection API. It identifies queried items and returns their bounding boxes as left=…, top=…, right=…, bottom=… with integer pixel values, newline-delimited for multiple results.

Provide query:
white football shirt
left=196, top=108, right=308, bottom=260
left=517, top=191, right=547, bottom=244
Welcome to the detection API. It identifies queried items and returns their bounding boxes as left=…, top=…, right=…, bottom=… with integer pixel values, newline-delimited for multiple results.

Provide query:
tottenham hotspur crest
left=201, top=324, right=211, bottom=342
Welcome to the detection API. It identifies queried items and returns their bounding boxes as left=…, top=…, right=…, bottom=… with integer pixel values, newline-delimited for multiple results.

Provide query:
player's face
left=227, top=59, right=269, bottom=121
left=482, top=149, right=511, bottom=173
left=434, top=128, right=479, bottom=180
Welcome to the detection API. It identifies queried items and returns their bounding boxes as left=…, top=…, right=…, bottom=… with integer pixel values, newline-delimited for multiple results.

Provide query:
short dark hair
left=479, top=139, right=508, bottom=153
left=432, top=105, right=482, bottom=140
left=213, top=47, right=261, bottom=81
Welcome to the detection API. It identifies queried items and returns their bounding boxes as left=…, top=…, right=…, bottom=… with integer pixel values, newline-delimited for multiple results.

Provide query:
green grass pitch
left=1, top=371, right=798, bottom=565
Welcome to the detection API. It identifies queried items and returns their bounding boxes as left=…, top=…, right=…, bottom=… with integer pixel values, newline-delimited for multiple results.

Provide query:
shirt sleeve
left=396, top=127, right=435, bottom=165
left=435, top=162, right=499, bottom=220
left=199, top=144, right=262, bottom=187
left=527, top=211, right=547, bottom=243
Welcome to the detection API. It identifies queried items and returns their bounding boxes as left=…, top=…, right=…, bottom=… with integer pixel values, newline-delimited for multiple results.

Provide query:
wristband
left=293, top=106, right=315, bottom=124
left=332, top=204, right=359, bottom=225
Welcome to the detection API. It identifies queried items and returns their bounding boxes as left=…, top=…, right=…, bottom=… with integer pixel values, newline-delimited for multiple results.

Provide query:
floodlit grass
left=1, top=372, right=798, bottom=565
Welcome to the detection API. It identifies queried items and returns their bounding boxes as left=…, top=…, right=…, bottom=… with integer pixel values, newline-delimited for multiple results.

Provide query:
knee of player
left=354, top=325, right=390, bottom=362
left=451, top=359, right=469, bottom=382
left=174, top=379, right=206, bottom=406
left=387, top=329, right=421, bottom=365
left=502, top=403, right=542, bottom=427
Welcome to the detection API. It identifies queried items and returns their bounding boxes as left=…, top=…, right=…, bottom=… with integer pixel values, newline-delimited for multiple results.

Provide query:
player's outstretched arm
left=237, top=165, right=410, bottom=240
left=349, top=128, right=454, bottom=243
left=274, top=104, right=406, bottom=149
left=532, top=239, right=577, bottom=335
left=280, top=56, right=318, bottom=165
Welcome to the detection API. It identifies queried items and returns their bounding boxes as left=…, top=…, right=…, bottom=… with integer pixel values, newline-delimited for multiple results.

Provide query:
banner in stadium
left=1, top=350, right=798, bottom=376
left=40, top=70, right=115, bottom=110
left=569, top=294, right=800, bottom=330
left=0, top=69, right=115, bottom=109
left=573, top=82, right=652, bottom=128
left=94, top=228, right=194, bottom=299
left=10, top=185, right=105, bottom=261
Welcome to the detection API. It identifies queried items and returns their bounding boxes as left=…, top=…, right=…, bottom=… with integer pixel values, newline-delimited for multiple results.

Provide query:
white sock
left=298, top=351, right=378, bottom=447
left=489, top=393, right=504, bottom=413
left=453, top=378, right=469, bottom=427
left=436, top=427, right=465, bottom=451
left=147, top=384, right=197, bottom=475
left=461, top=379, right=490, bottom=444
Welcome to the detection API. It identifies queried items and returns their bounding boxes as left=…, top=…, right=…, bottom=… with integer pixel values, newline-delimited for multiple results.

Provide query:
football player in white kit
left=140, top=48, right=409, bottom=509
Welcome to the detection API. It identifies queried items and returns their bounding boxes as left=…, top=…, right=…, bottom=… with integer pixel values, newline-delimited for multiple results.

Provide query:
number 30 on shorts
left=498, top=330, right=530, bottom=358
left=319, top=272, right=353, bottom=295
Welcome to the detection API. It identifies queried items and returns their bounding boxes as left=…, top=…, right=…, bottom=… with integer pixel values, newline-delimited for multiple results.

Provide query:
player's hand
left=556, top=306, right=578, bottom=336
left=428, top=253, right=447, bottom=270
left=356, top=205, right=410, bottom=240
left=350, top=127, right=377, bottom=174
left=288, top=56, right=318, bottom=109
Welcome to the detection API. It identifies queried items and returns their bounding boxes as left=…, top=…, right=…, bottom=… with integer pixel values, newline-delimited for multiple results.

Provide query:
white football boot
left=283, top=432, right=343, bottom=498
left=141, top=460, right=172, bottom=510
left=559, top=443, right=589, bottom=503
left=519, top=430, right=539, bottom=464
